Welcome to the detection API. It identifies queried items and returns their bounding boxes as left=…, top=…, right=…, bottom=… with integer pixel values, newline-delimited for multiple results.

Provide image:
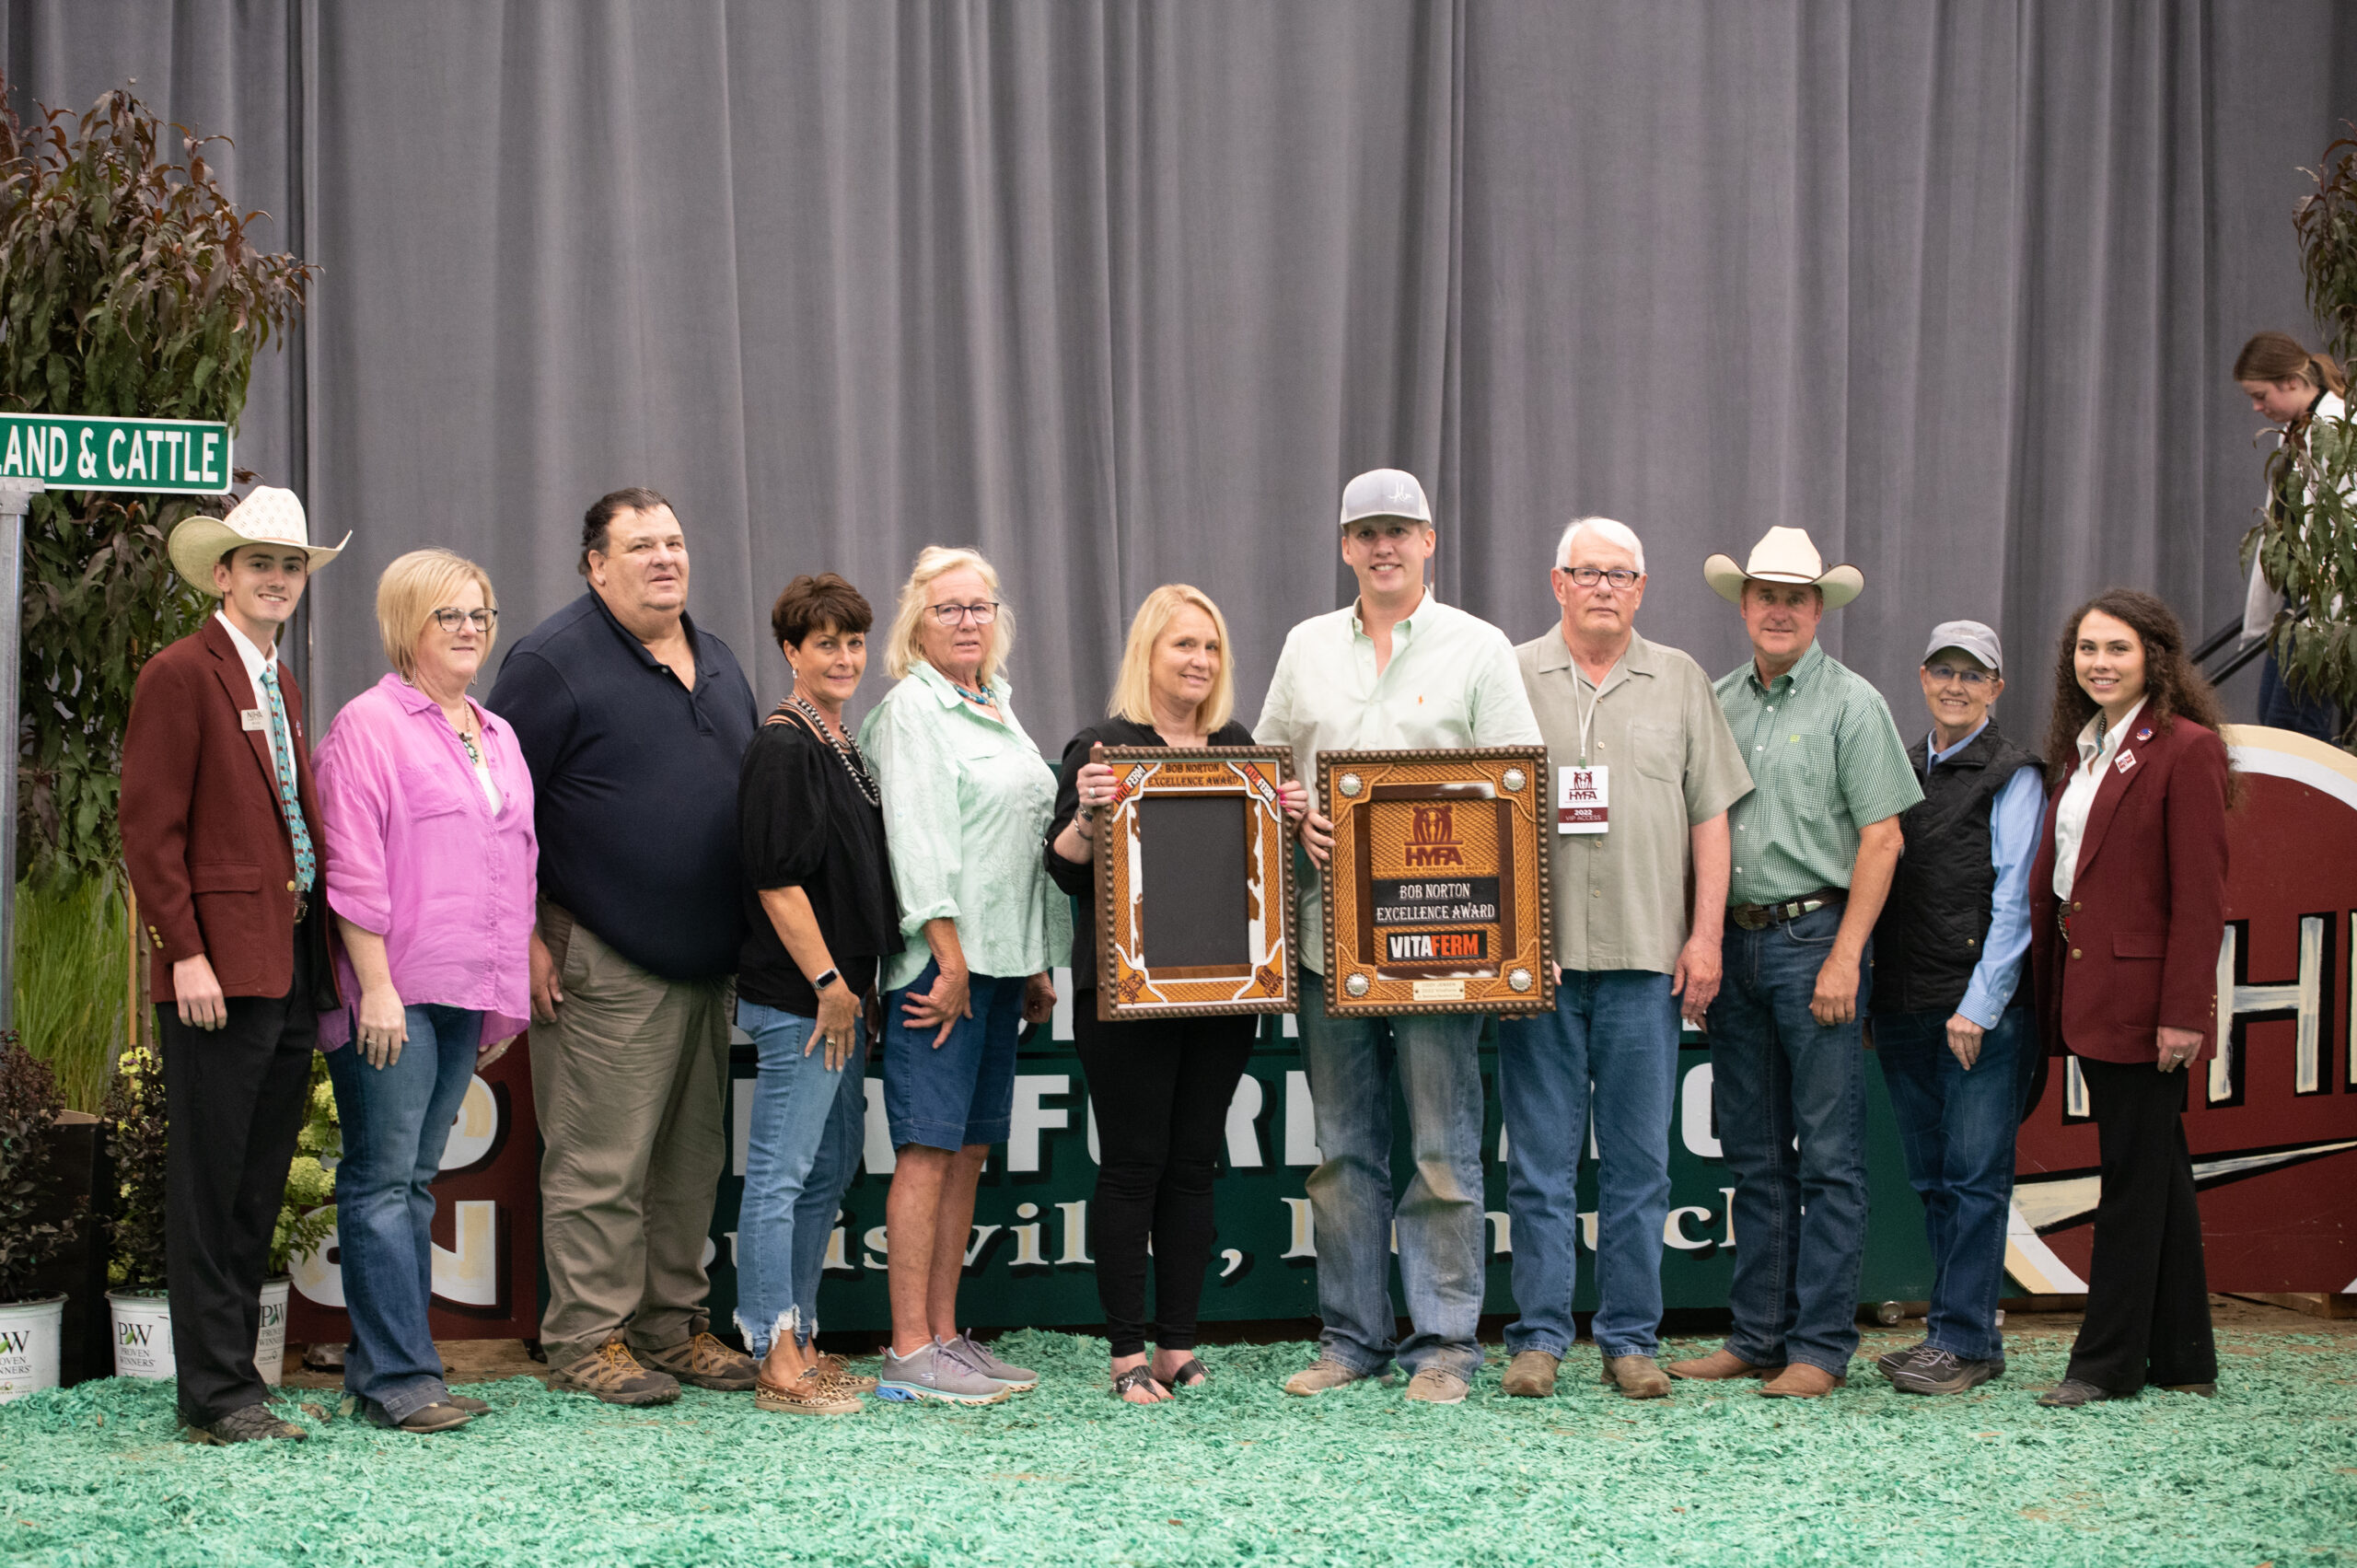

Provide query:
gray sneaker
left=1875, top=1339, right=1932, bottom=1380
left=1889, top=1349, right=2003, bottom=1397
left=945, top=1330, right=1039, bottom=1391
left=875, top=1341, right=1013, bottom=1406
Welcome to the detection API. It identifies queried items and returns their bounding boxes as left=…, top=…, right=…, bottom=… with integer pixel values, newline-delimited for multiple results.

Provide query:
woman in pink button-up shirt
left=314, top=548, right=537, bottom=1435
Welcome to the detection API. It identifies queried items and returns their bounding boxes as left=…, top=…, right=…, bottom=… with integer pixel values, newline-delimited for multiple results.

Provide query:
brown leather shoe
left=549, top=1338, right=681, bottom=1406
left=1601, top=1354, right=1672, bottom=1400
left=1666, top=1348, right=1782, bottom=1382
left=1500, top=1350, right=1560, bottom=1398
left=1759, top=1363, right=1846, bottom=1399
left=637, top=1331, right=759, bottom=1392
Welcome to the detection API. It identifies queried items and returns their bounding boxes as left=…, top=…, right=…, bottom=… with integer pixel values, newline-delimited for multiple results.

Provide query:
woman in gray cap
left=1866, top=620, right=2044, bottom=1397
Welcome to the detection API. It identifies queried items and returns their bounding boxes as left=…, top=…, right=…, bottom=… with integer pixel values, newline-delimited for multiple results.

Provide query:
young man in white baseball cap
left=1867, top=621, right=2045, bottom=1396
left=1253, top=467, right=1543, bottom=1404
left=122, top=486, right=347, bottom=1443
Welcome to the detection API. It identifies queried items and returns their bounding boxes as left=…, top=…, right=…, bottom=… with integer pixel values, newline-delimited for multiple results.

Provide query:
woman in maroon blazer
left=2026, top=588, right=2234, bottom=1408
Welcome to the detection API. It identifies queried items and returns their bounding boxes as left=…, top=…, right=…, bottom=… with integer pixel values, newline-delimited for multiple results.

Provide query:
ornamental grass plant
left=11, top=872, right=125, bottom=1114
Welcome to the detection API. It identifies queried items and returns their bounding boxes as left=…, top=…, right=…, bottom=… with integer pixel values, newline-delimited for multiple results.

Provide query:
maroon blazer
left=2027, top=712, right=2229, bottom=1065
left=122, top=617, right=334, bottom=1005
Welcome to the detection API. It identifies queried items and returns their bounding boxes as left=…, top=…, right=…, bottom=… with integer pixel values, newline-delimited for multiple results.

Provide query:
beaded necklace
left=950, top=679, right=994, bottom=707
left=785, top=692, right=880, bottom=807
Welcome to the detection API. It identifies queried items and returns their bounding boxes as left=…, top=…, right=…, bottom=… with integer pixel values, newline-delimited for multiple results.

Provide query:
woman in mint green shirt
left=858, top=545, right=1070, bottom=1403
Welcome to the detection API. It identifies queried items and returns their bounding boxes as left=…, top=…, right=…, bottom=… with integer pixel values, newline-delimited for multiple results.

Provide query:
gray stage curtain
left=8, top=1, right=2356, bottom=751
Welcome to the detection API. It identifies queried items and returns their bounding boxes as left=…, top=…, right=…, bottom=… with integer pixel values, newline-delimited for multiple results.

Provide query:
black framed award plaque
left=1092, top=746, right=1298, bottom=1021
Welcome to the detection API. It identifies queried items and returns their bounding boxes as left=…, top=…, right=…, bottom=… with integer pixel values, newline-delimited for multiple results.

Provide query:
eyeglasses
left=1561, top=566, right=1641, bottom=590
left=928, top=601, right=1000, bottom=627
left=1924, top=663, right=1994, bottom=689
left=430, top=607, right=499, bottom=633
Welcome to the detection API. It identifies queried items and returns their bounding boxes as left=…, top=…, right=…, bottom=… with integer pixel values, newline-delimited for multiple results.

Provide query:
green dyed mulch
left=2, top=1331, right=2351, bottom=1568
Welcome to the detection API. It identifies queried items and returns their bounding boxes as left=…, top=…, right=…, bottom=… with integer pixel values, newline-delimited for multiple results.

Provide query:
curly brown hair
left=2041, top=587, right=2243, bottom=805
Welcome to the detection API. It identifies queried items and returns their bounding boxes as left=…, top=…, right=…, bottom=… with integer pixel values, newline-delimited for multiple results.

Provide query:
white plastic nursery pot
left=108, top=1281, right=296, bottom=1384
left=0, top=1295, right=67, bottom=1403
left=108, top=1289, right=174, bottom=1379
left=255, top=1277, right=290, bottom=1388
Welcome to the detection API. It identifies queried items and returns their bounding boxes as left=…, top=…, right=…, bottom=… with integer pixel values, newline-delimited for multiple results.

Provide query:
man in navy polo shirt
left=489, top=487, right=759, bottom=1405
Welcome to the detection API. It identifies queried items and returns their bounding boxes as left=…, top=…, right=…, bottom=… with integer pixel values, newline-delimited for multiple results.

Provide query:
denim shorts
left=882, top=960, right=1025, bottom=1152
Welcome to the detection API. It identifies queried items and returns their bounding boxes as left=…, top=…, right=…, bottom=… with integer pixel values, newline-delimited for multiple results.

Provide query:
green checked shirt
left=859, top=660, right=1073, bottom=992
left=1713, top=639, right=1922, bottom=908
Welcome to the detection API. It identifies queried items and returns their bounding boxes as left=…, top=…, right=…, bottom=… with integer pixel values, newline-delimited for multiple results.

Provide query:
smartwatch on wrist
left=810, top=966, right=841, bottom=993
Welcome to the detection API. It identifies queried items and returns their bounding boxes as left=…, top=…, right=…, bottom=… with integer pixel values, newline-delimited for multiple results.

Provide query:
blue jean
left=1706, top=903, right=1871, bottom=1376
left=1495, top=970, right=1678, bottom=1360
left=882, top=961, right=1023, bottom=1151
left=791, top=1029, right=870, bottom=1346
left=325, top=1003, right=481, bottom=1422
left=1874, top=1005, right=2036, bottom=1364
left=2258, top=649, right=2345, bottom=742
left=734, top=1001, right=865, bottom=1355
left=1295, top=970, right=1487, bottom=1380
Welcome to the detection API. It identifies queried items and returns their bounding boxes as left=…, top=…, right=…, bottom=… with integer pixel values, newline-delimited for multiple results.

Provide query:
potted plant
left=2249, top=124, right=2357, bottom=747
left=0, top=1030, right=88, bottom=1401
left=104, top=1045, right=339, bottom=1384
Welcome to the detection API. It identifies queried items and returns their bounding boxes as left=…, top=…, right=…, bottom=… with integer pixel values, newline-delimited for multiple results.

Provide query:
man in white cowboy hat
left=122, top=485, right=349, bottom=1444
left=1666, top=526, right=1921, bottom=1400
left=1253, top=467, right=1542, bottom=1405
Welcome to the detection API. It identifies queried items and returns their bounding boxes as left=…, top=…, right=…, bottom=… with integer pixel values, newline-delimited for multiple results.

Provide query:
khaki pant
left=532, top=903, right=733, bottom=1367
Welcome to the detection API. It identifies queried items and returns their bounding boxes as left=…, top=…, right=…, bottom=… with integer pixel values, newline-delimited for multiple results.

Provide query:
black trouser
left=157, top=928, right=319, bottom=1426
left=1071, top=1003, right=1257, bottom=1358
left=2064, top=1054, right=2218, bottom=1393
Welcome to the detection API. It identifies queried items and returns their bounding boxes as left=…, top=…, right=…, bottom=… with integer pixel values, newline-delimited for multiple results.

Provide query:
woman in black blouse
left=1048, top=585, right=1306, bottom=1402
left=735, top=574, right=900, bottom=1415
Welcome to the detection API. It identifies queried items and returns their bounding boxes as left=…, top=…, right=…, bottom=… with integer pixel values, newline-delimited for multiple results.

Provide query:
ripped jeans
left=734, top=1000, right=863, bottom=1356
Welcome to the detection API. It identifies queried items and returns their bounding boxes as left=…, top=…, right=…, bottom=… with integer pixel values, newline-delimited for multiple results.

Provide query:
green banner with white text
left=0, top=412, right=233, bottom=493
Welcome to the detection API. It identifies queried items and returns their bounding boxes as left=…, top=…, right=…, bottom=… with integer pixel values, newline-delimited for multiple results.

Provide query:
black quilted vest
left=1869, top=721, right=2042, bottom=1016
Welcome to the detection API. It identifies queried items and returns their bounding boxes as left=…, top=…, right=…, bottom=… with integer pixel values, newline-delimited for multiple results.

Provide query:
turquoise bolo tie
left=259, top=664, right=316, bottom=893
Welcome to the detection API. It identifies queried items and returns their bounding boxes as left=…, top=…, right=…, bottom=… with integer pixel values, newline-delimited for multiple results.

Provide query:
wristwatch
left=810, top=967, right=841, bottom=993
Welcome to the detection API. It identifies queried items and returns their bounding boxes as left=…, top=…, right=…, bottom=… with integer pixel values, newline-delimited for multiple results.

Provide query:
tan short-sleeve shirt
left=1515, top=627, right=1754, bottom=974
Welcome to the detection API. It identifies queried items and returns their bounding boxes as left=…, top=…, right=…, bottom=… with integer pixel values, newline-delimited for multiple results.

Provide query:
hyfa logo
left=1404, top=805, right=1462, bottom=867
left=1567, top=771, right=1600, bottom=801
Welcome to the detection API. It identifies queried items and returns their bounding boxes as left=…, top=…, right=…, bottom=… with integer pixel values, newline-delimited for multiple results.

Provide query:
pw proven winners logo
left=1404, top=805, right=1463, bottom=867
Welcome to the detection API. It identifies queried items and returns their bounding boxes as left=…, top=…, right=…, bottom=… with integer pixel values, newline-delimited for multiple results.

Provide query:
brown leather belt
left=1729, top=887, right=1847, bottom=932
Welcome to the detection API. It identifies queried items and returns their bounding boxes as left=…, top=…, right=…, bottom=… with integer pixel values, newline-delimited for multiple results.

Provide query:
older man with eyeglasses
left=1495, top=517, right=1751, bottom=1401
left=1865, top=621, right=2045, bottom=1397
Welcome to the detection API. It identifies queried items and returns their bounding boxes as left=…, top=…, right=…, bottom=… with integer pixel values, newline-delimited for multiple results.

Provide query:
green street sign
left=0, top=412, right=233, bottom=494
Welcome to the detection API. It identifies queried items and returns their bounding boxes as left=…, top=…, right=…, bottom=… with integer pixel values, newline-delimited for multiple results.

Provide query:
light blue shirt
left=1927, top=719, right=2045, bottom=1029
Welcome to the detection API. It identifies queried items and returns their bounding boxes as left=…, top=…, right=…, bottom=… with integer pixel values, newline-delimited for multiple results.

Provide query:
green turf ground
left=2, top=1329, right=2351, bottom=1567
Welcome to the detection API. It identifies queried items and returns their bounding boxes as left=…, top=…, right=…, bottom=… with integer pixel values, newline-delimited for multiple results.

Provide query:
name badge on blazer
left=2115, top=749, right=2137, bottom=774
left=240, top=709, right=267, bottom=732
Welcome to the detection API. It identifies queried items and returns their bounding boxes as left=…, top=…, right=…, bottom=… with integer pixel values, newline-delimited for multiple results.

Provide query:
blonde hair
left=885, top=545, right=1015, bottom=684
left=377, top=548, right=498, bottom=680
left=1109, top=584, right=1235, bottom=733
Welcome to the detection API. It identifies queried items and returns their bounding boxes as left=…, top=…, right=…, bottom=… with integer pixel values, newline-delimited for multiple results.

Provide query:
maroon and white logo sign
left=2010, top=727, right=2357, bottom=1295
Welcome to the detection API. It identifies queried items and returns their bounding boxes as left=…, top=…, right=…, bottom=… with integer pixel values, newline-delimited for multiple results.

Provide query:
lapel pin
left=2116, top=750, right=2137, bottom=773
left=2135, top=726, right=2153, bottom=741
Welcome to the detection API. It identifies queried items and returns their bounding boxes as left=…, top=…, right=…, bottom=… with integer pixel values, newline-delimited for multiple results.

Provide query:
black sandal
left=1110, top=1365, right=1167, bottom=1401
left=1161, top=1357, right=1208, bottom=1389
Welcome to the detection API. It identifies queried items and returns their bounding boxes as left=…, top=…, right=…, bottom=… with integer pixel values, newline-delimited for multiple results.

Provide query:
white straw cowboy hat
left=1702, top=526, right=1864, bottom=610
left=167, top=486, right=349, bottom=595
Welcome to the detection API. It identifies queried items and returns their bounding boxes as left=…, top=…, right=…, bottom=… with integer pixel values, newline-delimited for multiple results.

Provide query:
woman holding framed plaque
left=1047, top=585, right=1305, bottom=1403
left=861, top=546, right=1069, bottom=1404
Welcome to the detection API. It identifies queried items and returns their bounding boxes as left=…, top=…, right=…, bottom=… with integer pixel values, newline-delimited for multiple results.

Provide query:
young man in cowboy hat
left=1254, top=467, right=1543, bottom=1405
left=122, top=486, right=351, bottom=1443
left=1667, top=526, right=1921, bottom=1399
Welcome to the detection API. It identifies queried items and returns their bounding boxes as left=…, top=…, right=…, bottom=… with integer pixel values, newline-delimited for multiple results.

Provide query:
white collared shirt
left=215, top=609, right=286, bottom=787
left=2051, top=697, right=2145, bottom=901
